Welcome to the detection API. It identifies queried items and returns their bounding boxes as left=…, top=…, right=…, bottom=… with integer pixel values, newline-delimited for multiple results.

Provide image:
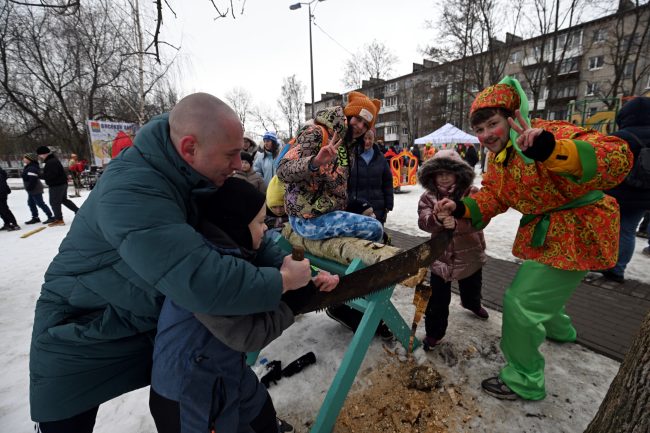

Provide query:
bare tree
left=250, top=104, right=282, bottom=136
left=341, top=40, right=398, bottom=89
left=226, top=86, right=252, bottom=129
left=584, top=311, right=650, bottom=433
left=589, top=2, right=650, bottom=108
left=8, top=0, right=248, bottom=63
left=0, top=0, right=177, bottom=158
left=278, top=75, right=305, bottom=138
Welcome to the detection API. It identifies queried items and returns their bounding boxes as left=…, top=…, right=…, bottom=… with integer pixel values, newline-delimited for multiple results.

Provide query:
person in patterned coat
left=435, top=77, right=632, bottom=401
left=277, top=91, right=383, bottom=241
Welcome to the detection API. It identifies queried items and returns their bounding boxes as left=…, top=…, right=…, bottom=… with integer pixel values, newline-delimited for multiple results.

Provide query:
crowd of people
left=10, top=78, right=647, bottom=432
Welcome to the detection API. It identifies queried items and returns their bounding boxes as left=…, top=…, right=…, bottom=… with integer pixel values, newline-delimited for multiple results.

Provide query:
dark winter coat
left=417, top=151, right=486, bottom=281
left=464, top=145, right=479, bottom=167
left=0, top=167, right=10, bottom=198
left=152, top=229, right=292, bottom=432
left=347, top=144, right=394, bottom=222
left=606, top=96, right=650, bottom=209
left=22, top=161, right=45, bottom=195
left=29, top=113, right=284, bottom=422
left=41, top=153, right=69, bottom=187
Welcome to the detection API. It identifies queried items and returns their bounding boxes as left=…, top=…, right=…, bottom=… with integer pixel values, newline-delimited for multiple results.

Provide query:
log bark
left=281, top=226, right=427, bottom=287
left=583, top=311, right=650, bottom=433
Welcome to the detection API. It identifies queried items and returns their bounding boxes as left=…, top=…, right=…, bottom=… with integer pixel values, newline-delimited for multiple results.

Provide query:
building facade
left=306, top=3, right=650, bottom=148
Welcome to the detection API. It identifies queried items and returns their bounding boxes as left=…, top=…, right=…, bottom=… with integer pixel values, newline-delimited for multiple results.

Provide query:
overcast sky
left=161, top=0, right=436, bottom=116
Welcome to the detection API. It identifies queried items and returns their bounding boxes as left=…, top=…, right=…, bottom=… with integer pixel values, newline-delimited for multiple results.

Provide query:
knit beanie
left=346, top=199, right=373, bottom=215
left=344, top=91, right=382, bottom=128
left=266, top=176, right=285, bottom=208
left=36, top=146, right=51, bottom=155
left=198, top=177, right=266, bottom=250
left=240, top=151, right=254, bottom=165
left=24, top=153, right=38, bottom=162
left=263, top=131, right=279, bottom=144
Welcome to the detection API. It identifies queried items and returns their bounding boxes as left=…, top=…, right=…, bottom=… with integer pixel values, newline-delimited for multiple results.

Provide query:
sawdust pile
left=334, top=357, right=483, bottom=433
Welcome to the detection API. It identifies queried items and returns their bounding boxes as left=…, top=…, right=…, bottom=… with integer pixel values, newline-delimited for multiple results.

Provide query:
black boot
left=8, top=224, right=21, bottom=231
left=25, top=217, right=41, bottom=224
left=42, top=217, right=57, bottom=224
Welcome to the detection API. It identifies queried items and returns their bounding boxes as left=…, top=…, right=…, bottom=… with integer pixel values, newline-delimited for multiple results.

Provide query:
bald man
left=29, top=93, right=311, bottom=433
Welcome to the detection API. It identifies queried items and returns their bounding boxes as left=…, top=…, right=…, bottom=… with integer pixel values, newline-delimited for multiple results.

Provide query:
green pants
left=499, top=261, right=586, bottom=400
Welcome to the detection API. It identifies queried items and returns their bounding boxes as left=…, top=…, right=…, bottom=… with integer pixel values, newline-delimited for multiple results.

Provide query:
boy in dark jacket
left=0, top=166, right=20, bottom=231
left=22, top=154, right=53, bottom=224
left=417, top=149, right=488, bottom=350
left=36, top=146, right=79, bottom=226
left=150, top=177, right=338, bottom=433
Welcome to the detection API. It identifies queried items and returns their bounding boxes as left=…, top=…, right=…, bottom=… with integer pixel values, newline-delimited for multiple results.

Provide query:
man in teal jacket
left=29, top=93, right=312, bottom=432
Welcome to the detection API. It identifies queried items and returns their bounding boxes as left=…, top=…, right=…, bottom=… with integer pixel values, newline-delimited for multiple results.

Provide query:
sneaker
left=48, top=219, right=65, bottom=227
left=481, top=376, right=518, bottom=400
left=422, top=336, right=441, bottom=351
left=25, top=217, right=40, bottom=225
left=42, top=217, right=57, bottom=224
left=462, top=303, right=490, bottom=320
left=600, top=270, right=624, bottom=284
left=643, top=247, right=650, bottom=257
left=277, top=418, right=294, bottom=433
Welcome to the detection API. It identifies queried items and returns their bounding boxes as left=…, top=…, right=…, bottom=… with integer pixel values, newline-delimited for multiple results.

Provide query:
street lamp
left=289, top=0, right=325, bottom=119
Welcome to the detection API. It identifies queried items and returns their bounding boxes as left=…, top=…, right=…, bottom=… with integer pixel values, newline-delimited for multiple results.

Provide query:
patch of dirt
left=334, top=357, right=483, bottom=433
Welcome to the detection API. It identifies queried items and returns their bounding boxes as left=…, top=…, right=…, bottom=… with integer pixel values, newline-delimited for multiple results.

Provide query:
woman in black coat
left=347, top=129, right=394, bottom=223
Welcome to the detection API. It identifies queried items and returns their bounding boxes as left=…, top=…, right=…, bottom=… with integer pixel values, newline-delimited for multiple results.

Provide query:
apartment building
left=307, top=3, right=650, bottom=148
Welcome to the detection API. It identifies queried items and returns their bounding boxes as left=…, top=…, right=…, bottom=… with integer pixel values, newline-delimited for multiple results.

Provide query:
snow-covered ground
left=1, top=177, right=643, bottom=432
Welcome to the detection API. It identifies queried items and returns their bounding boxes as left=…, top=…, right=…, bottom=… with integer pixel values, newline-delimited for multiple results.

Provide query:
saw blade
left=281, top=231, right=452, bottom=315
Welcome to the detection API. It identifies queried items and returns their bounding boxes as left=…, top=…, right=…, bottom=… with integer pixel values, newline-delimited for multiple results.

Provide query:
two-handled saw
left=281, top=231, right=452, bottom=315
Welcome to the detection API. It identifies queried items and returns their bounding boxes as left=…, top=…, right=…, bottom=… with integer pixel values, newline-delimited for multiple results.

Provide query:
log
left=281, top=226, right=427, bottom=287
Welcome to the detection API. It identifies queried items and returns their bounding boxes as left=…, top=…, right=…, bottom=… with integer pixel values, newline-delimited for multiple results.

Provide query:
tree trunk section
left=281, top=226, right=428, bottom=287
left=583, top=311, right=650, bottom=433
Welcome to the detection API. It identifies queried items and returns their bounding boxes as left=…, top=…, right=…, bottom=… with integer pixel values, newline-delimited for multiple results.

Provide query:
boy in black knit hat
left=150, top=177, right=338, bottom=433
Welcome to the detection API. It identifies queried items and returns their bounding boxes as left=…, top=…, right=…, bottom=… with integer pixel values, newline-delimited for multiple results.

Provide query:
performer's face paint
left=472, top=113, right=510, bottom=153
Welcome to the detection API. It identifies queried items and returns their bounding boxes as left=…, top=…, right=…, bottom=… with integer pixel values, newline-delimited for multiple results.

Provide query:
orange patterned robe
left=464, top=119, right=632, bottom=271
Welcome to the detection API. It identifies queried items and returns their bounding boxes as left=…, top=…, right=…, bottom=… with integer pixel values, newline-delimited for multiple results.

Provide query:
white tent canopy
left=414, top=123, right=480, bottom=145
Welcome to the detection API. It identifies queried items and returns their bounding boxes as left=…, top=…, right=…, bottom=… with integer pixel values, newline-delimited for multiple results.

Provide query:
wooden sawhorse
left=247, top=238, right=419, bottom=433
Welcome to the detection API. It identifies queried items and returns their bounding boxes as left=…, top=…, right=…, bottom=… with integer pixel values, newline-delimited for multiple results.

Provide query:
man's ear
left=178, top=135, right=198, bottom=164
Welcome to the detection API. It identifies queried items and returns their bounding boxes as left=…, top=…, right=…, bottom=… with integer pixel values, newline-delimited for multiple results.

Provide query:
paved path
left=386, top=228, right=650, bottom=362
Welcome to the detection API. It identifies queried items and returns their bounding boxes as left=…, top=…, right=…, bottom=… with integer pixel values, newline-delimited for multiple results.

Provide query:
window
left=558, top=57, right=579, bottom=74
left=385, top=82, right=398, bottom=92
left=549, top=110, right=568, bottom=121
left=593, top=29, right=606, bottom=43
left=553, top=84, right=577, bottom=99
left=385, top=125, right=397, bottom=135
left=588, top=56, right=604, bottom=70
left=646, top=74, right=650, bottom=89
left=624, top=62, right=635, bottom=78
left=586, top=82, right=599, bottom=96
left=384, top=96, right=398, bottom=107
left=509, top=50, right=522, bottom=63
left=402, top=128, right=408, bottom=135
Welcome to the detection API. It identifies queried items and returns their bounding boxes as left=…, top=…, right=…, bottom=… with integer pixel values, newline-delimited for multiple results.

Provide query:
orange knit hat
left=344, top=91, right=382, bottom=128
left=469, top=83, right=520, bottom=117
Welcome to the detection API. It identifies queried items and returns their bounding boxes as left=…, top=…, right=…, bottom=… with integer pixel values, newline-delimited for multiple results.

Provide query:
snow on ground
left=0, top=180, right=634, bottom=432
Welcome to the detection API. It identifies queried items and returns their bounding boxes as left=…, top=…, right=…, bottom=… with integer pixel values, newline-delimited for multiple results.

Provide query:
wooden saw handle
left=292, top=246, right=305, bottom=261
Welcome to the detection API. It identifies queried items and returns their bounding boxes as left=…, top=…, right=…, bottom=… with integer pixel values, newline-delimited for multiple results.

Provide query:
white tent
left=414, top=123, right=480, bottom=145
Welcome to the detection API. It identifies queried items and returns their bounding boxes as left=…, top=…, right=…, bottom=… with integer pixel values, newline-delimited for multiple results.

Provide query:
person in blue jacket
left=150, top=177, right=338, bottom=433
left=29, top=93, right=313, bottom=433
left=254, top=131, right=280, bottom=186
